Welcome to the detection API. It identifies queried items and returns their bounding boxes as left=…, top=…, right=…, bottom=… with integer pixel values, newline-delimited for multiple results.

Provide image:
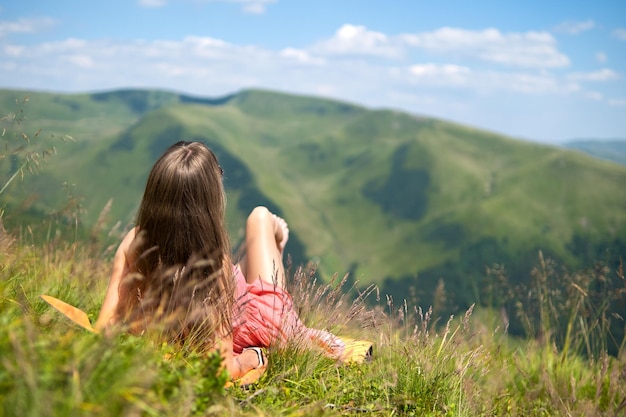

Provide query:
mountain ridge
left=562, top=138, right=626, bottom=166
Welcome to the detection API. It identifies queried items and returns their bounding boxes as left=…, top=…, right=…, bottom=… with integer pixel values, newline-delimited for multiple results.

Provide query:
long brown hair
left=116, top=141, right=234, bottom=349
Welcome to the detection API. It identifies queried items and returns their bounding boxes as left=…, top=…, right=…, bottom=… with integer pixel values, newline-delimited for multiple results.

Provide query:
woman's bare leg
left=239, top=206, right=289, bottom=288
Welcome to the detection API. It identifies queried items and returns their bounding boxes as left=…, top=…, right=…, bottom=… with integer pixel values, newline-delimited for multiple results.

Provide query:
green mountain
left=2, top=88, right=626, bottom=316
left=563, top=139, right=626, bottom=166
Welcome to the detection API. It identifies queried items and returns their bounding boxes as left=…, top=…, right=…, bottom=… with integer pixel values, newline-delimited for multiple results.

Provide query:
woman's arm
left=216, top=336, right=264, bottom=379
left=95, top=228, right=136, bottom=331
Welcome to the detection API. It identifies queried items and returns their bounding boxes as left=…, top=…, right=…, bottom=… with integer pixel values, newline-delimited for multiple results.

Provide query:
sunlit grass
left=1, top=233, right=625, bottom=416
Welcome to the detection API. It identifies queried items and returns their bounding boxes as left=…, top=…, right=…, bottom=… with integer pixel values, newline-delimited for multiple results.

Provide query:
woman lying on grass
left=95, top=141, right=345, bottom=380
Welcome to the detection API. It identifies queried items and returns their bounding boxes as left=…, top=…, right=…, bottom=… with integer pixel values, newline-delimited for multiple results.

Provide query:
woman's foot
left=273, top=214, right=289, bottom=254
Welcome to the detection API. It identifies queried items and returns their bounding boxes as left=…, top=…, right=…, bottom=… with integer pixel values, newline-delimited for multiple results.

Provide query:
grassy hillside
left=2, top=88, right=626, bottom=320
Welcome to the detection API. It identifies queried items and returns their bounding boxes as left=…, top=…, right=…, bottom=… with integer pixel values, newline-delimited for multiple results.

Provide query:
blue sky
left=1, top=0, right=625, bottom=143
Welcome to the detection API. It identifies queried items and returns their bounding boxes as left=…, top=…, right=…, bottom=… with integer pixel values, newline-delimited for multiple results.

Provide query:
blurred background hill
left=563, top=139, right=626, bottom=166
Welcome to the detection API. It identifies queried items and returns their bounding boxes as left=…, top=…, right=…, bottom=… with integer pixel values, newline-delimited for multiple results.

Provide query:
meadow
left=1, top=90, right=626, bottom=416
left=1, top=228, right=625, bottom=416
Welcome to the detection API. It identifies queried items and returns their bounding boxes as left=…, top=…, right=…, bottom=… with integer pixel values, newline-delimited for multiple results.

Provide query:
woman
left=95, top=141, right=343, bottom=379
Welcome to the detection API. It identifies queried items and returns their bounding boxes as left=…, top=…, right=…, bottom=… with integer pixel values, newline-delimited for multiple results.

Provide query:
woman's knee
left=246, top=206, right=273, bottom=228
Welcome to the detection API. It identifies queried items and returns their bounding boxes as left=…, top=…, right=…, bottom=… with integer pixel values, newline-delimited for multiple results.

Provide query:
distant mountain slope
left=563, top=139, right=626, bottom=166
left=2, top=88, right=626, bottom=316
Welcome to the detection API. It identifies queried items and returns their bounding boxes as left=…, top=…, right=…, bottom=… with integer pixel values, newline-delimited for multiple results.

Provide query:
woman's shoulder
left=121, top=227, right=137, bottom=247
left=116, top=227, right=138, bottom=260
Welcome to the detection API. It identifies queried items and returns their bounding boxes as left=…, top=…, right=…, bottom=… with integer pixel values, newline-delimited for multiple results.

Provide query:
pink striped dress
left=231, top=266, right=345, bottom=356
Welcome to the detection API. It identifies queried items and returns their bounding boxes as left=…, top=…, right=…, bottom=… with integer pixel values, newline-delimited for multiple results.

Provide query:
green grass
left=1, top=234, right=625, bottom=416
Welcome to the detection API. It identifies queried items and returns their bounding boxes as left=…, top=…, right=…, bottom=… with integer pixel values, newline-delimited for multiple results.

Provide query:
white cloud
left=0, top=30, right=583, bottom=100
left=185, top=36, right=230, bottom=58
left=199, top=0, right=276, bottom=14
left=410, top=63, right=470, bottom=77
left=139, top=0, right=275, bottom=13
left=473, top=71, right=573, bottom=95
left=239, top=0, right=276, bottom=14
left=0, top=35, right=324, bottom=94
left=3, top=45, right=25, bottom=57
left=554, top=20, right=595, bottom=35
left=39, top=38, right=89, bottom=53
left=0, top=17, right=56, bottom=37
left=62, top=54, right=95, bottom=68
left=280, top=48, right=325, bottom=65
left=596, top=52, right=607, bottom=63
left=401, top=27, right=569, bottom=68
left=311, top=25, right=571, bottom=68
left=568, top=68, right=619, bottom=82
left=408, top=63, right=471, bottom=86
left=608, top=98, right=626, bottom=106
left=395, top=63, right=577, bottom=96
left=312, top=24, right=403, bottom=58
left=138, top=0, right=168, bottom=7
left=584, top=91, right=603, bottom=101
left=613, top=28, right=626, bottom=40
